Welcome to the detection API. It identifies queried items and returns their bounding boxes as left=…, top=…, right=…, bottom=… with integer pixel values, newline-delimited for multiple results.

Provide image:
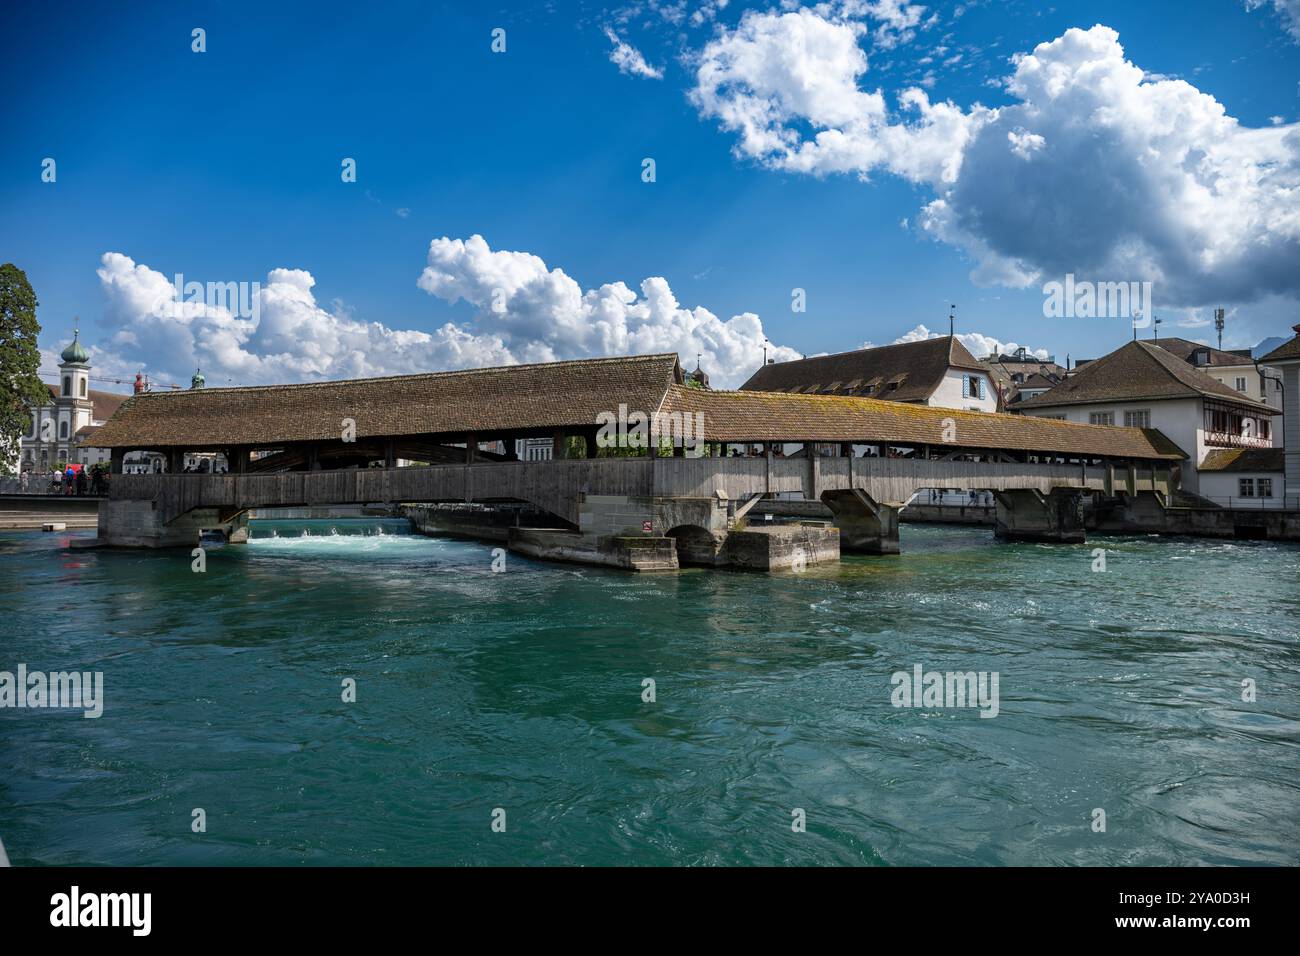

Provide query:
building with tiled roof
left=1151, top=336, right=1283, bottom=414
left=980, top=349, right=1067, bottom=408
left=1258, top=325, right=1300, bottom=503
left=14, top=330, right=130, bottom=474
left=1197, top=448, right=1287, bottom=508
left=739, top=336, right=999, bottom=413
left=1017, top=340, right=1279, bottom=493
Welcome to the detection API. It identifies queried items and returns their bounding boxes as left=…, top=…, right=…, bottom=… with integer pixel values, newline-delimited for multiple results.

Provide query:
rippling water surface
left=1, top=518, right=1297, bottom=865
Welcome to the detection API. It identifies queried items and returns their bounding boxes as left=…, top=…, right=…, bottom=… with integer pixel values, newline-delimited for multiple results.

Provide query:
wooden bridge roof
left=88, top=353, right=684, bottom=448
left=88, top=351, right=1184, bottom=461
left=659, top=385, right=1186, bottom=460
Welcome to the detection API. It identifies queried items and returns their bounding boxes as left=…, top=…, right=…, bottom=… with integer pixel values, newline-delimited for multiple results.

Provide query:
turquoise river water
left=1, top=518, right=1297, bottom=865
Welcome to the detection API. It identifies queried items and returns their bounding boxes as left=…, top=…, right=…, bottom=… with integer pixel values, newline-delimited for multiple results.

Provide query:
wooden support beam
left=733, top=492, right=764, bottom=521
left=466, top=433, right=476, bottom=464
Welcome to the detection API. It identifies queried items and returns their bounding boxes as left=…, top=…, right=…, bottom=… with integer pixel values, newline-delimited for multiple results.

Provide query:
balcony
left=1203, top=430, right=1274, bottom=449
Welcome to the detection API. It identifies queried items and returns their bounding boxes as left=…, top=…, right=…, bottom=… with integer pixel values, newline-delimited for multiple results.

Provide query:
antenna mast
left=1214, top=308, right=1225, bottom=350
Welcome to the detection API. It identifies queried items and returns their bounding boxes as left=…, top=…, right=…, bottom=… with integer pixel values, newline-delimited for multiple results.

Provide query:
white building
left=16, top=331, right=127, bottom=475
left=981, top=350, right=1067, bottom=408
left=740, top=335, right=1000, bottom=413
left=1258, top=326, right=1300, bottom=504
left=1197, top=449, right=1285, bottom=508
left=1017, top=340, right=1278, bottom=495
left=1152, top=337, right=1283, bottom=414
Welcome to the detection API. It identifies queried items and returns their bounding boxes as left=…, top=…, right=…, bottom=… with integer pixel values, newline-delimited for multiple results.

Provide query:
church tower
left=55, top=321, right=92, bottom=462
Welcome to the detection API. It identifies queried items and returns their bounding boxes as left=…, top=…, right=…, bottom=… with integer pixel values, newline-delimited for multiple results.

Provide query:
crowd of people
left=17, top=465, right=109, bottom=496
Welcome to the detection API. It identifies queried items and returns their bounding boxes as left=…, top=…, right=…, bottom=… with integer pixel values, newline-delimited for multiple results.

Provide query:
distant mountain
left=1254, top=336, right=1289, bottom=359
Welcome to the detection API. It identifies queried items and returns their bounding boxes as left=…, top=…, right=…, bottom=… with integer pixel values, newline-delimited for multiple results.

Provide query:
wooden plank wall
left=112, top=457, right=1171, bottom=524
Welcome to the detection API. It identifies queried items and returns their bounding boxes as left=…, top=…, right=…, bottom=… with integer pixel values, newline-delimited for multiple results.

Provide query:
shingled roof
left=740, top=336, right=986, bottom=403
left=659, top=385, right=1185, bottom=460
left=1151, top=337, right=1255, bottom=368
left=1198, top=448, right=1285, bottom=472
left=1260, top=329, right=1300, bottom=364
left=42, top=383, right=130, bottom=422
left=88, top=351, right=1184, bottom=462
left=1018, top=341, right=1276, bottom=414
left=88, top=354, right=684, bottom=448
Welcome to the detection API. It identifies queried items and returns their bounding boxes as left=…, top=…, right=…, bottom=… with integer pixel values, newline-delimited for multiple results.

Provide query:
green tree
left=0, top=264, right=47, bottom=475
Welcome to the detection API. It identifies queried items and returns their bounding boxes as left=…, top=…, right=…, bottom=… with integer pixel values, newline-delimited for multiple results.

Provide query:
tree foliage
left=0, top=264, right=47, bottom=473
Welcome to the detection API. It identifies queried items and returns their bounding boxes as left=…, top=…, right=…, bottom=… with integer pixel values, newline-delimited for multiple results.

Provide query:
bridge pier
left=820, top=489, right=901, bottom=555
left=993, top=489, right=1086, bottom=544
left=507, top=494, right=839, bottom=572
left=97, top=500, right=249, bottom=548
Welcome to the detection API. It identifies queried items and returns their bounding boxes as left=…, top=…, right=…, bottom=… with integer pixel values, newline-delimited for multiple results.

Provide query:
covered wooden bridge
left=87, top=352, right=1185, bottom=557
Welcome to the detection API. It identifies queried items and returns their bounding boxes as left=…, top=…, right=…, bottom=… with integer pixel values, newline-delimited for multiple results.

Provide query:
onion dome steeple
left=60, top=327, right=89, bottom=365
left=191, top=367, right=205, bottom=389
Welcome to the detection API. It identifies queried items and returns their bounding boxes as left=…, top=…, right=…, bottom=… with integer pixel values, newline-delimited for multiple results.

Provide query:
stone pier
left=95, top=499, right=248, bottom=548
left=820, top=489, right=901, bottom=554
left=993, top=489, right=1086, bottom=543
left=505, top=494, right=839, bottom=572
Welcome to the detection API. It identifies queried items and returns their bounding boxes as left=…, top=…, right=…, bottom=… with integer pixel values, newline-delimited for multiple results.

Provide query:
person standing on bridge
left=75, top=467, right=87, bottom=496
left=19, top=471, right=29, bottom=493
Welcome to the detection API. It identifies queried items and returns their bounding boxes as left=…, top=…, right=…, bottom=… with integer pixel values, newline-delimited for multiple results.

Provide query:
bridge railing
left=111, top=458, right=657, bottom=525
left=109, top=455, right=1175, bottom=524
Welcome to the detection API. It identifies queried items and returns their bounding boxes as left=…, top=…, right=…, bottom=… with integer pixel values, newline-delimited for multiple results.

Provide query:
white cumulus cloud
left=416, top=235, right=801, bottom=386
left=689, top=7, right=982, bottom=186
left=91, top=242, right=802, bottom=391
left=690, top=12, right=1300, bottom=307
left=921, top=25, right=1300, bottom=303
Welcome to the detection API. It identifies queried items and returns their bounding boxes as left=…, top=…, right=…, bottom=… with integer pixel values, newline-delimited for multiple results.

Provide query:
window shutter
left=962, top=376, right=970, bottom=398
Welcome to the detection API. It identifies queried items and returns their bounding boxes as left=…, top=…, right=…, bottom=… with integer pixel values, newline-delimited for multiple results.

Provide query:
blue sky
left=2, top=0, right=1299, bottom=390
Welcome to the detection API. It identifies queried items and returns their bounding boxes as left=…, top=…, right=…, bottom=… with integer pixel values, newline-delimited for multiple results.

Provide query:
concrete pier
left=502, top=493, right=840, bottom=572
left=820, top=489, right=901, bottom=554
left=96, top=499, right=248, bottom=548
left=993, top=489, right=1086, bottom=543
